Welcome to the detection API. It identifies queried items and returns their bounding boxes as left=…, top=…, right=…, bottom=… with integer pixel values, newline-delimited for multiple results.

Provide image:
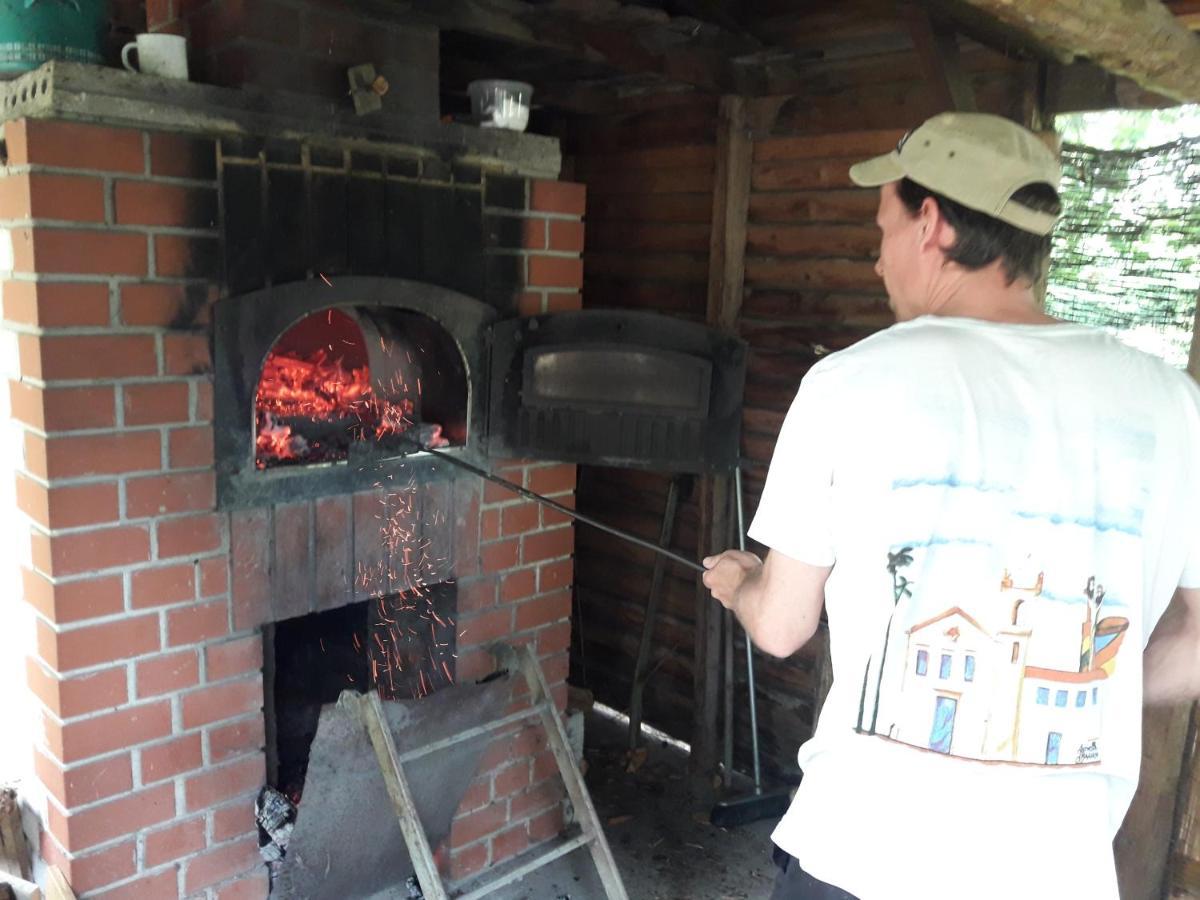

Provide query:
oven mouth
left=213, top=277, right=496, bottom=510
left=215, top=278, right=748, bottom=509
left=253, top=306, right=467, bottom=471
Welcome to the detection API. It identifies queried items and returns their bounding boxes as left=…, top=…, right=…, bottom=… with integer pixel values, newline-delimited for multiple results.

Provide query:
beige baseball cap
left=849, top=112, right=1062, bottom=235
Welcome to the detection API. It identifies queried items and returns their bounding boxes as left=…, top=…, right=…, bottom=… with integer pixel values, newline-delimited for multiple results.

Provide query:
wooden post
left=706, top=95, right=751, bottom=332
left=1114, top=301, right=1200, bottom=896
left=1031, top=127, right=1061, bottom=311
left=903, top=5, right=977, bottom=112
left=693, top=95, right=752, bottom=780
left=1167, top=707, right=1200, bottom=895
left=1160, top=299, right=1200, bottom=896
left=693, top=479, right=727, bottom=782
left=1114, top=702, right=1193, bottom=898
left=0, top=788, right=32, bottom=881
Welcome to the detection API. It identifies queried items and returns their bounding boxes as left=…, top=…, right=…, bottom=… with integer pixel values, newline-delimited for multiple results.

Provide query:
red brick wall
left=486, top=177, right=586, bottom=318
left=2, top=117, right=264, bottom=899
left=1, top=115, right=586, bottom=897
left=442, top=173, right=586, bottom=884
left=445, top=460, right=577, bottom=883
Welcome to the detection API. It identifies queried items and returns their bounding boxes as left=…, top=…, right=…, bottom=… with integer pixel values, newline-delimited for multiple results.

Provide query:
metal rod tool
left=709, top=465, right=792, bottom=827
left=735, top=467, right=763, bottom=792
left=380, top=437, right=705, bottom=574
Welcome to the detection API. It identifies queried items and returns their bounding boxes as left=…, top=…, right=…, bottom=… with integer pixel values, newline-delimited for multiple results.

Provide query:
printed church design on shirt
left=861, top=566, right=1129, bottom=766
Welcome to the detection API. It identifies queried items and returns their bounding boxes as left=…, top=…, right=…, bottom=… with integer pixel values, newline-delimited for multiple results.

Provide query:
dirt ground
left=458, top=708, right=783, bottom=900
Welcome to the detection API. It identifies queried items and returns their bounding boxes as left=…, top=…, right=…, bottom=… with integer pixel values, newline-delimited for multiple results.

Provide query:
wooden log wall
left=565, top=34, right=1032, bottom=781
left=565, top=99, right=719, bottom=746
left=733, top=127, right=897, bottom=780
left=1170, top=709, right=1200, bottom=898
left=559, top=12, right=1200, bottom=897
left=720, top=40, right=1030, bottom=780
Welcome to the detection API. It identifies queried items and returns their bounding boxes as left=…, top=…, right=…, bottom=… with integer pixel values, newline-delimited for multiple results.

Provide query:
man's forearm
left=728, top=556, right=826, bottom=658
left=1144, top=591, right=1200, bottom=704
left=728, top=564, right=777, bottom=650
left=703, top=548, right=830, bottom=658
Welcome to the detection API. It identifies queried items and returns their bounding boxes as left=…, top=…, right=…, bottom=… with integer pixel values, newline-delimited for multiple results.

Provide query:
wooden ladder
left=341, top=644, right=629, bottom=900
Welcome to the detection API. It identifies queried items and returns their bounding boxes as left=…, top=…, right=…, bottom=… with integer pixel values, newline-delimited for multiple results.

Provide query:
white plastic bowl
left=468, top=79, right=532, bottom=132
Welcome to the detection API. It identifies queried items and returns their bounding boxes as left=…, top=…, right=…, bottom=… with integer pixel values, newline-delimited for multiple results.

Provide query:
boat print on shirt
left=855, top=560, right=1129, bottom=766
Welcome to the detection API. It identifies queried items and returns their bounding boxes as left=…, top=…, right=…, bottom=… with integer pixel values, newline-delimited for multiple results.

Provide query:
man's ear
left=919, top=196, right=954, bottom=252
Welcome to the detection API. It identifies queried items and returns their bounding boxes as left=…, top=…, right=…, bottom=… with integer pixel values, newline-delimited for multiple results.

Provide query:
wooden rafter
left=947, top=0, right=1200, bottom=103
left=396, top=0, right=764, bottom=93
left=423, top=0, right=1200, bottom=110
left=903, top=4, right=977, bottom=112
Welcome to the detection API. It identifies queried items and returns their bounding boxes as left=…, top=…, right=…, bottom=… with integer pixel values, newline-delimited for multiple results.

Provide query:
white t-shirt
left=749, top=315, right=1200, bottom=900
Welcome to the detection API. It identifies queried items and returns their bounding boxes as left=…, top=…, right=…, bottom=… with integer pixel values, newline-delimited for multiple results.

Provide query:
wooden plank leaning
left=345, top=644, right=629, bottom=899
left=505, top=643, right=630, bottom=900
left=341, top=690, right=451, bottom=900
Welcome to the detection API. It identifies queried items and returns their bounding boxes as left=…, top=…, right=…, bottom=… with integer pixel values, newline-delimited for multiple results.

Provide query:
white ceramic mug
left=121, top=34, right=189, bottom=80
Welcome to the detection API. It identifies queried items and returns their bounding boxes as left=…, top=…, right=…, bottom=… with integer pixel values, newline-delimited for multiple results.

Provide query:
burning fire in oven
left=255, top=308, right=448, bottom=469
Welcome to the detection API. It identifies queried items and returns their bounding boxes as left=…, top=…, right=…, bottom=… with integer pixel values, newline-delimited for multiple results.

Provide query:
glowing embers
left=254, top=307, right=458, bottom=470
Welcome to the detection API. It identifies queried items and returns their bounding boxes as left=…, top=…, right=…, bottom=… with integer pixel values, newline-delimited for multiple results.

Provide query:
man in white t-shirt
left=702, top=112, right=1200, bottom=900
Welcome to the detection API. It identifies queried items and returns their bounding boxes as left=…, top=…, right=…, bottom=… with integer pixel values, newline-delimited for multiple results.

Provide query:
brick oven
left=0, top=22, right=586, bottom=897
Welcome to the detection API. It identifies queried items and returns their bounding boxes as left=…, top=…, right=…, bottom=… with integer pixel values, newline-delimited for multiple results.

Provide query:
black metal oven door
left=486, top=311, right=746, bottom=473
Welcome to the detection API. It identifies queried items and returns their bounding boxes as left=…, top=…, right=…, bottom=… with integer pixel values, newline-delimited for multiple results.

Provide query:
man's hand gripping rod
left=382, top=435, right=705, bottom=574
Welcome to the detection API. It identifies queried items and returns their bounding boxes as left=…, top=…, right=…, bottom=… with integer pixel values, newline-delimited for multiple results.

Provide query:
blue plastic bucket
left=0, top=0, right=107, bottom=77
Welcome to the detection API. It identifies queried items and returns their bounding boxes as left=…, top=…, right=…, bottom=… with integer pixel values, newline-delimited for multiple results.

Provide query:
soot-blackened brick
left=150, top=134, right=218, bottom=181
left=347, top=176, right=387, bottom=275
left=223, top=163, right=265, bottom=293
left=384, top=180, right=421, bottom=279
left=310, top=174, right=349, bottom=276
left=485, top=254, right=523, bottom=308
left=485, top=214, right=523, bottom=250
left=385, top=157, right=419, bottom=179
left=265, top=139, right=302, bottom=165
left=422, top=157, right=452, bottom=183
left=453, top=164, right=482, bottom=185
left=220, top=135, right=265, bottom=161
left=309, top=145, right=345, bottom=169
left=267, top=169, right=307, bottom=283
left=350, top=152, right=384, bottom=175
left=417, top=185, right=452, bottom=284
left=484, top=175, right=525, bottom=210
left=444, top=188, right=484, bottom=297
left=160, top=235, right=221, bottom=281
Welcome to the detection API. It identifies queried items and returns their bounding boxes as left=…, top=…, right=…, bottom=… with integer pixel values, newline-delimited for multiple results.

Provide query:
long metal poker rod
left=380, top=436, right=706, bottom=574
left=734, top=466, right=763, bottom=793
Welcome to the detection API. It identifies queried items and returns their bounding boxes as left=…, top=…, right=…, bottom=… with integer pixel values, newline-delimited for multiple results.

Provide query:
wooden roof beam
left=903, top=5, right=977, bottom=111
left=397, top=0, right=759, bottom=94
left=950, top=0, right=1200, bottom=103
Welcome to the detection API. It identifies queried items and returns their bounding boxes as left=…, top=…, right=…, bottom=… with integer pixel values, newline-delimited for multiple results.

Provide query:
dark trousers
left=769, top=845, right=860, bottom=900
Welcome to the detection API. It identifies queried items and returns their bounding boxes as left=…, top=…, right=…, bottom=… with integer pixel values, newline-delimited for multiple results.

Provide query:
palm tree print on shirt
left=856, top=547, right=914, bottom=734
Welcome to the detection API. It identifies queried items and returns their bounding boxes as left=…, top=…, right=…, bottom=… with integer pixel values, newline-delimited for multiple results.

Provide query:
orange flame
left=254, top=345, right=447, bottom=468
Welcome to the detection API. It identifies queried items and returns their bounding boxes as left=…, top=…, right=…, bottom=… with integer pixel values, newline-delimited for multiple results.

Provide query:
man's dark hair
left=896, top=177, right=1062, bottom=285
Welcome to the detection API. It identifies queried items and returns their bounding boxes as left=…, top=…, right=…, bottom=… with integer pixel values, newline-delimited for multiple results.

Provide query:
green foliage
left=1056, top=106, right=1200, bottom=151
left=1047, top=107, right=1200, bottom=367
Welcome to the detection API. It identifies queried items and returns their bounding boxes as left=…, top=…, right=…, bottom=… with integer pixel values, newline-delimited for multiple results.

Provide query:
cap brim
left=849, top=151, right=903, bottom=187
